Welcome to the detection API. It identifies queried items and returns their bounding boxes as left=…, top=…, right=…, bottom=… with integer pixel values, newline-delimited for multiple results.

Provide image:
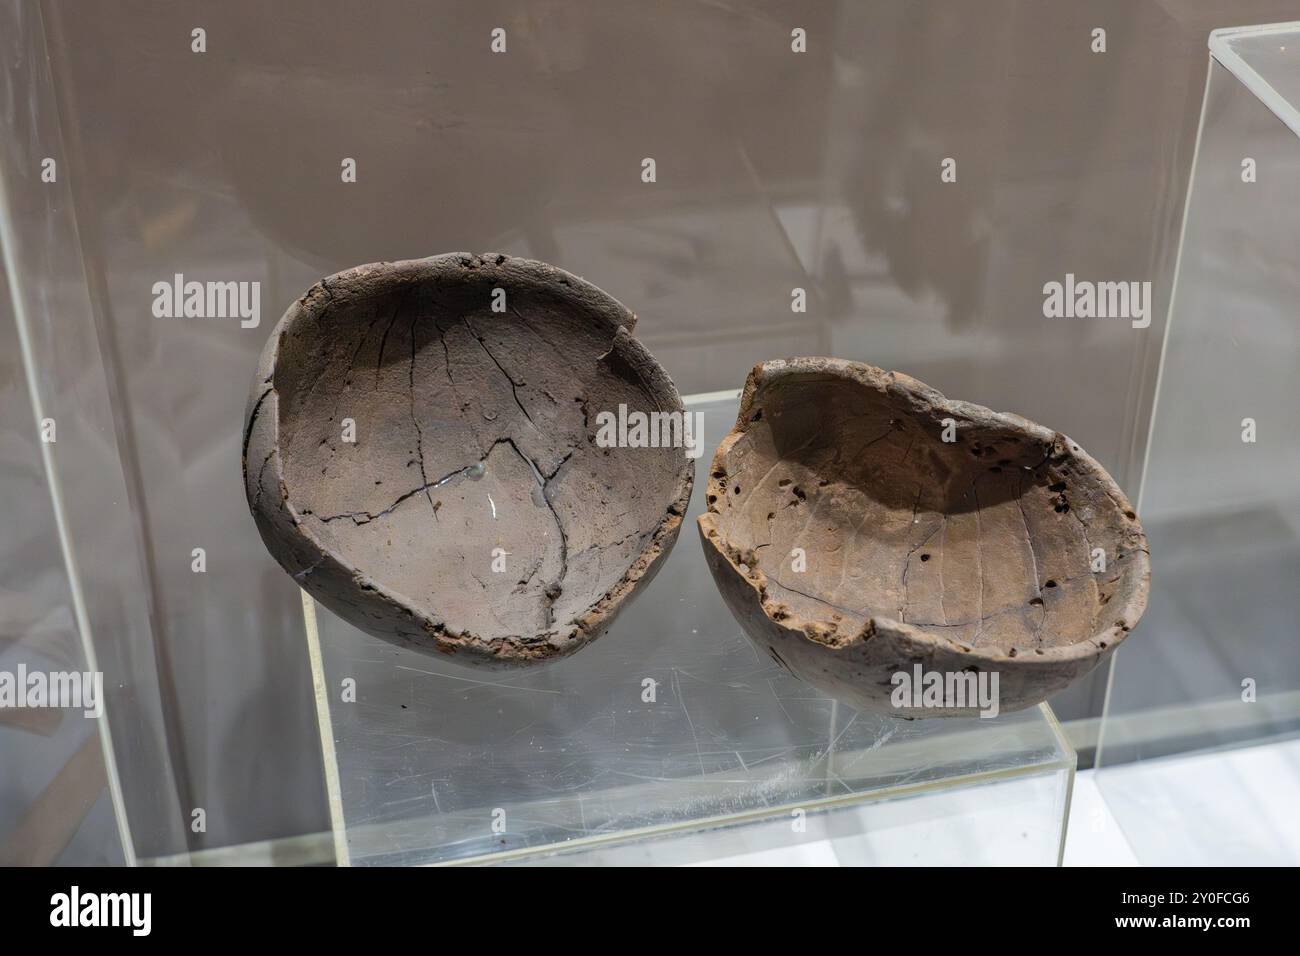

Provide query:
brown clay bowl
left=698, top=358, right=1149, bottom=717
left=244, top=254, right=693, bottom=666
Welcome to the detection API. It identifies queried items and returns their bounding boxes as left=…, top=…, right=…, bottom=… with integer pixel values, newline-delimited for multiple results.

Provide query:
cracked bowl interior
left=244, top=254, right=693, bottom=666
left=698, top=358, right=1149, bottom=717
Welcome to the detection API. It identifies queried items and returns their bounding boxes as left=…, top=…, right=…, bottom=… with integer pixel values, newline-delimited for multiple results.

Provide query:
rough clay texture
left=244, top=254, right=693, bottom=667
left=698, top=358, right=1150, bottom=717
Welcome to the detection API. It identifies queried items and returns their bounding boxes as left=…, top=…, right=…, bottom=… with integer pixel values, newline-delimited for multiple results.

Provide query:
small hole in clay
left=920, top=554, right=931, bottom=562
left=1044, top=579, right=1057, bottom=589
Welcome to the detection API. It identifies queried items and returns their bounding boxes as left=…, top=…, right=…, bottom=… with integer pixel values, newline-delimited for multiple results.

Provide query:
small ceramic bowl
left=698, top=358, right=1148, bottom=717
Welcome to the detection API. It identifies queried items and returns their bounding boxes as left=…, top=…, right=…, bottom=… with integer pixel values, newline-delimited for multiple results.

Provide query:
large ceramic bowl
left=244, top=254, right=693, bottom=667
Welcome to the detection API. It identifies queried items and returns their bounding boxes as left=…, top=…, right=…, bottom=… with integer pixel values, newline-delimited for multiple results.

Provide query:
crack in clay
left=1016, top=473, right=1047, bottom=643
left=437, top=321, right=456, bottom=385
left=315, top=458, right=487, bottom=525
left=408, top=313, right=439, bottom=516
left=512, top=547, right=547, bottom=593
left=861, top=424, right=897, bottom=451
left=464, top=316, right=540, bottom=432
left=900, top=509, right=943, bottom=623
left=770, top=575, right=866, bottom=619
left=252, top=449, right=276, bottom=510
left=570, top=527, right=646, bottom=564
left=543, top=447, right=575, bottom=481
left=242, top=385, right=274, bottom=465
left=501, top=437, right=569, bottom=628
left=505, top=307, right=613, bottom=448
left=319, top=305, right=393, bottom=454
left=830, top=504, right=876, bottom=607
left=511, top=305, right=598, bottom=371
left=374, top=304, right=402, bottom=385
left=905, top=602, right=1024, bottom=631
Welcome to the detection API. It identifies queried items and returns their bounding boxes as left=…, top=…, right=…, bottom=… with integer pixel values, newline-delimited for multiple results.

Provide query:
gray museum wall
left=2, top=0, right=1294, bottom=860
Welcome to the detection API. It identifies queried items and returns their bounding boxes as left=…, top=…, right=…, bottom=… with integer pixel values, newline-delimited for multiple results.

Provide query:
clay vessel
left=244, top=254, right=693, bottom=666
left=698, top=358, right=1148, bottom=717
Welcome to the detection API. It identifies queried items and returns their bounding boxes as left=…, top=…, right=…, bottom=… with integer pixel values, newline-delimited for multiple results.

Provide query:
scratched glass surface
left=314, top=396, right=1069, bottom=865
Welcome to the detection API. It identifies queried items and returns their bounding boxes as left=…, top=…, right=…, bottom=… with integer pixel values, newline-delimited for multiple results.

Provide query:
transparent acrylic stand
left=1096, top=23, right=1300, bottom=864
left=308, top=395, right=1075, bottom=866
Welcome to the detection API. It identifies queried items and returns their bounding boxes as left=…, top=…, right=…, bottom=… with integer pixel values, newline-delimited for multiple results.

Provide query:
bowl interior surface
left=272, top=259, right=688, bottom=644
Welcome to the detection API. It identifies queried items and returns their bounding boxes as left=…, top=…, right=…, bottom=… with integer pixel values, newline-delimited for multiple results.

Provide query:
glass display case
left=4, top=2, right=1297, bottom=868
left=1095, top=22, right=1300, bottom=865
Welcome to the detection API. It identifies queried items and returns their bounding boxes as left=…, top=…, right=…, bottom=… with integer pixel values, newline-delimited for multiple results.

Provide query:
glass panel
left=1097, top=24, right=1300, bottom=864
